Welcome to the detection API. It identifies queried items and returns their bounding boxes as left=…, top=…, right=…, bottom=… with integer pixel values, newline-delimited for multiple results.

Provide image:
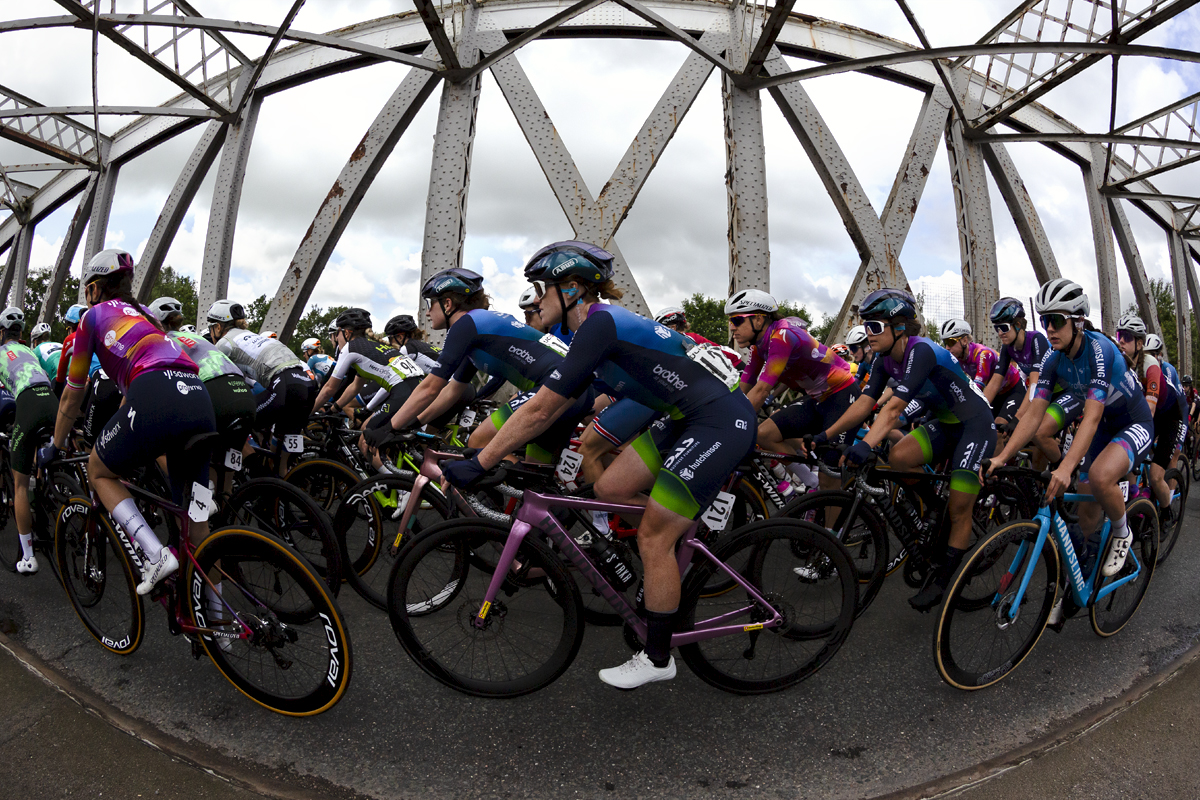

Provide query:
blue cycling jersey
left=431, top=309, right=567, bottom=391
left=1160, top=359, right=1186, bottom=415
left=1034, top=330, right=1149, bottom=420
left=307, top=353, right=334, bottom=382
left=863, top=336, right=992, bottom=423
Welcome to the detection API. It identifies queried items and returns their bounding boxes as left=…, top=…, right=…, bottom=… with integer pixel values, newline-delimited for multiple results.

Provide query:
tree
left=21, top=267, right=80, bottom=342
left=1145, top=277, right=1200, bottom=370
left=294, top=304, right=349, bottom=349
left=243, top=294, right=271, bottom=334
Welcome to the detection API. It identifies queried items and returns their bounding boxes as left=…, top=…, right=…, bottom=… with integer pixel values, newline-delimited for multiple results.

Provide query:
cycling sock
left=644, top=608, right=677, bottom=668
left=1111, top=513, right=1129, bottom=540
left=112, top=498, right=164, bottom=562
left=939, top=546, right=967, bottom=585
left=18, top=533, right=33, bottom=560
left=787, top=463, right=819, bottom=490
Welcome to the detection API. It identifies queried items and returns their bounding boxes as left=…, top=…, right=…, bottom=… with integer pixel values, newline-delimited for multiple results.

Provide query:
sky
left=1, top=0, right=1198, bottom=333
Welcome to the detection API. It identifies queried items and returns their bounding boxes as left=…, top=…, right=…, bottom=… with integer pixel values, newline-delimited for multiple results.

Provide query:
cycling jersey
left=307, top=353, right=334, bottom=382
left=739, top=317, right=855, bottom=402
left=1135, top=353, right=1166, bottom=415
left=400, top=339, right=441, bottom=373
left=68, top=300, right=197, bottom=393
left=0, top=342, right=52, bottom=397
left=1159, top=359, right=1185, bottom=415
left=684, top=331, right=743, bottom=370
left=215, top=329, right=305, bottom=384
left=1034, top=330, right=1148, bottom=420
left=863, top=337, right=991, bottom=423
left=34, top=342, right=62, bottom=378
left=330, top=337, right=423, bottom=396
left=56, top=330, right=101, bottom=386
left=958, top=341, right=1021, bottom=394
left=431, top=309, right=567, bottom=392
left=168, top=331, right=244, bottom=383
left=997, top=329, right=1050, bottom=382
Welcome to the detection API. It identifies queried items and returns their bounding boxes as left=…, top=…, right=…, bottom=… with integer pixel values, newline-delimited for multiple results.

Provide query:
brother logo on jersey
left=652, top=364, right=687, bottom=391
left=507, top=345, right=536, bottom=364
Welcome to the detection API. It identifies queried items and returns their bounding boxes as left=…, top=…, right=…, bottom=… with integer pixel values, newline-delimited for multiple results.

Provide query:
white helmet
left=326, top=319, right=340, bottom=334
left=725, top=289, right=778, bottom=315
left=82, top=248, right=135, bottom=286
left=654, top=306, right=687, bottom=327
left=1034, top=278, right=1089, bottom=317
left=1116, top=313, right=1147, bottom=338
left=30, top=322, right=52, bottom=340
left=178, top=324, right=197, bottom=334
left=206, top=299, right=245, bottom=324
left=940, top=318, right=972, bottom=340
left=846, top=325, right=868, bottom=347
left=301, top=337, right=320, bottom=352
left=148, top=296, right=184, bottom=322
left=518, top=286, right=540, bottom=310
left=0, top=307, right=23, bottom=334
left=1145, top=333, right=1164, bottom=353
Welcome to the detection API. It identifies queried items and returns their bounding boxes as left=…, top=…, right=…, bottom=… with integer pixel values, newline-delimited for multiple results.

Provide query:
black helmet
left=385, top=314, right=419, bottom=336
left=524, top=241, right=614, bottom=285
left=421, top=268, right=484, bottom=299
left=859, top=289, right=918, bottom=321
left=335, top=307, right=372, bottom=331
left=1182, top=374, right=1193, bottom=386
left=989, top=297, right=1025, bottom=324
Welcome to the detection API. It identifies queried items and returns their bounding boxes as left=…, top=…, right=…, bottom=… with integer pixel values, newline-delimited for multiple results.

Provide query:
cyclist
left=728, top=289, right=858, bottom=486
left=442, top=241, right=756, bottom=689
left=518, top=286, right=547, bottom=333
left=301, top=337, right=335, bottom=384
left=940, top=318, right=1024, bottom=427
left=815, top=289, right=997, bottom=611
left=30, top=323, right=62, bottom=383
left=1144, top=333, right=1188, bottom=504
left=382, top=314, right=441, bottom=373
left=0, top=308, right=57, bottom=574
left=990, top=297, right=1051, bottom=439
left=43, top=249, right=216, bottom=595
left=206, top=299, right=314, bottom=475
left=988, top=279, right=1153, bottom=582
left=365, top=268, right=594, bottom=464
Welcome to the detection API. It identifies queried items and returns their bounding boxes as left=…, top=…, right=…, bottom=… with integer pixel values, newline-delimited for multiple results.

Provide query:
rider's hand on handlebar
left=1044, top=464, right=1072, bottom=505
left=843, top=439, right=873, bottom=466
left=984, top=456, right=1006, bottom=480
left=442, top=454, right=487, bottom=489
left=36, top=442, right=58, bottom=469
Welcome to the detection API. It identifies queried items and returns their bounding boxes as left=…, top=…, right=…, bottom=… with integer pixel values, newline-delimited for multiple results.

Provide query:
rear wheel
left=0, top=465, right=20, bottom=572
left=1155, top=468, right=1187, bottom=564
left=1091, top=498, right=1158, bottom=637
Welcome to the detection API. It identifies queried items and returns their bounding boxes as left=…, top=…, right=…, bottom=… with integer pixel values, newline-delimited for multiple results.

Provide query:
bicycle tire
left=1155, top=468, right=1187, bottom=564
left=933, top=520, right=1058, bottom=690
left=0, top=465, right=20, bottom=571
left=677, top=519, right=857, bottom=695
left=284, top=458, right=362, bottom=515
left=388, top=518, right=584, bottom=698
left=189, top=525, right=353, bottom=716
left=333, top=473, right=455, bottom=610
left=218, top=477, right=341, bottom=595
left=1091, top=498, right=1158, bottom=637
left=778, top=489, right=888, bottom=618
left=54, top=496, right=145, bottom=655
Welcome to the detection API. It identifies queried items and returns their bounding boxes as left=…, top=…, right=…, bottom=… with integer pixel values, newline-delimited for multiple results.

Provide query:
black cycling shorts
left=490, top=387, right=597, bottom=463
left=592, top=397, right=658, bottom=447
left=95, top=370, right=217, bottom=504
left=1047, top=391, right=1084, bottom=431
left=84, top=371, right=121, bottom=444
left=255, top=367, right=316, bottom=439
left=992, top=385, right=1025, bottom=422
left=770, top=384, right=858, bottom=467
left=11, top=384, right=56, bottom=474
left=911, top=415, right=997, bottom=494
left=1151, top=401, right=1183, bottom=468
left=206, top=374, right=257, bottom=454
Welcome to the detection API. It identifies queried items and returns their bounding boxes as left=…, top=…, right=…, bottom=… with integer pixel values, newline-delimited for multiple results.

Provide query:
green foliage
left=295, top=304, right=350, bottom=349
left=243, top=294, right=271, bottom=334
left=1142, top=278, right=1200, bottom=370
left=20, top=268, right=81, bottom=342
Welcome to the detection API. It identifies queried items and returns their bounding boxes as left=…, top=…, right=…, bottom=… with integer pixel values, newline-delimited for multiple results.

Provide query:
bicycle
left=52, top=432, right=353, bottom=715
left=1126, top=459, right=1188, bottom=565
left=386, top=461, right=858, bottom=697
left=934, top=470, right=1158, bottom=690
left=0, top=423, right=87, bottom=575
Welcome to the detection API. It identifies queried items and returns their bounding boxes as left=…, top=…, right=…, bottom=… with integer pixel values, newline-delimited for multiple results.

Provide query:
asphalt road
left=0, top=491, right=1196, bottom=800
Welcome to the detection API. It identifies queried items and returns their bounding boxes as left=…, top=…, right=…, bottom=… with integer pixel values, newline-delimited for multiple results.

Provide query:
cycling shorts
left=1078, top=416, right=1153, bottom=483
left=95, top=370, right=216, bottom=505
left=911, top=415, right=997, bottom=495
left=592, top=397, right=658, bottom=447
left=992, top=384, right=1024, bottom=422
left=10, top=385, right=56, bottom=474
left=254, top=366, right=316, bottom=439
left=373, top=377, right=422, bottom=418
left=205, top=374, right=257, bottom=455
left=1046, top=392, right=1084, bottom=431
left=84, top=371, right=121, bottom=445
left=490, top=387, right=596, bottom=464
left=769, top=384, right=858, bottom=467
left=631, top=390, right=756, bottom=520
left=1151, top=401, right=1183, bottom=468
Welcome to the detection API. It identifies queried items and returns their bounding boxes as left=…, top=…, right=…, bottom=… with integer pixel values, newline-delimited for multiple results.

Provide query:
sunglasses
left=863, top=320, right=889, bottom=335
left=729, top=315, right=754, bottom=327
left=994, top=323, right=1013, bottom=334
left=1039, top=314, right=1071, bottom=331
left=1116, top=330, right=1138, bottom=343
left=943, top=336, right=965, bottom=348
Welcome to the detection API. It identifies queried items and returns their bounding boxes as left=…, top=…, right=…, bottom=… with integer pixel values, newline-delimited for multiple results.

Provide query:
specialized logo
left=652, top=364, right=687, bottom=391
left=653, top=325, right=671, bottom=339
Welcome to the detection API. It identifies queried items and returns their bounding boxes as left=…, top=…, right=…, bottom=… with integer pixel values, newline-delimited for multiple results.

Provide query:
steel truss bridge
left=1, top=1, right=1199, bottom=372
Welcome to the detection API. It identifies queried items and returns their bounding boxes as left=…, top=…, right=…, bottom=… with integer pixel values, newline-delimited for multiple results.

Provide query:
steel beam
left=260, top=45, right=442, bottom=340
left=1079, top=144, right=1122, bottom=334
left=40, top=172, right=98, bottom=324
left=1107, top=196, right=1161, bottom=334
left=1168, top=228, right=1194, bottom=374
left=78, top=158, right=119, bottom=303
left=1105, top=89, right=1200, bottom=187
left=744, top=0, right=796, bottom=79
left=0, top=83, right=103, bottom=165
left=467, top=0, right=607, bottom=79
left=0, top=224, right=33, bottom=307
left=723, top=72, right=770, bottom=297
left=412, top=0, right=461, bottom=71
left=945, top=106, right=1000, bottom=345
left=880, top=85, right=952, bottom=259
left=134, top=120, right=229, bottom=301
left=197, top=94, right=263, bottom=326
left=979, top=140, right=1060, bottom=284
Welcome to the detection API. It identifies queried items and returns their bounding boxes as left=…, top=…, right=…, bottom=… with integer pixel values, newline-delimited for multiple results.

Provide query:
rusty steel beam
left=1168, top=228, right=1195, bottom=374
left=1107, top=196, right=1162, bottom=335
left=40, top=172, right=98, bottom=324
left=466, top=0, right=607, bottom=80
left=945, top=105, right=1000, bottom=345
left=979, top=140, right=1060, bottom=284
left=78, top=155, right=119, bottom=303
left=0, top=223, right=33, bottom=307
left=1082, top=143, right=1122, bottom=334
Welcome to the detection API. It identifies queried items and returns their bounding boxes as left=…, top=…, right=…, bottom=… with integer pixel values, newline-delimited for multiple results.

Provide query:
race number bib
left=700, top=491, right=736, bottom=532
left=687, top=343, right=740, bottom=389
left=538, top=333, right=569, bottom=357
left=1119, top=480, right=1130, bottom=502
left=458, top=408, right=477, bottom=428
left=556, top=448, right=583, bottom=485
left=189, top=481, right=214, bottom=522
left=387, top=355, right=424, bottom=381
left=284, top=434, right=304, bottom=453
left=224, top=448, right=243, bottom=471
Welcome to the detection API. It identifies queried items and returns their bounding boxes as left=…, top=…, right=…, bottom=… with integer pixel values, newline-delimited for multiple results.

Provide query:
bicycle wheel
left=0, top=465, right=20, bottom=571
left=333, top=473, right=454, bottom=610
left=779, top=489, right=888, bottom=617
left=388, top=518, right=584, bottom=698
left=1091, top=498, right=1158, bottom=637
left=933, top=520, right=1058, bottom=690
left=1155, top=468, right=1187, bottom=564
left=677, top=519, right=857, bottom=695
left=220, top=477, right=341, bottom=594
left=54, top=496, right=145, bottom=655
left=285, top=458, right=362, bottom=515
left=189, top=526, right=352, bottom=716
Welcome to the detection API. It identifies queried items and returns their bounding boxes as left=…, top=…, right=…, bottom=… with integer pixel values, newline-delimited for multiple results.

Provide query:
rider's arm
left=1143, top=360, right=1162, bottom=417
left=384, top=372, right=449, bottom=431
left=415, top=378, right=473, bottom=425
left=334, top=375, right=365, bottom=412
left=54, top=321, right=95, bottom=449
left=991, top=397, right=1051, bottom=466
left=983, top=371, right=1004, bottom=403
left=737, top=342, right=763, bottom=395
left=473, top=387, right=575, bottom=469
left=745, top=381, right=773, bottom=411
left=1015, top=369, right=1039, bottom=417
left=823, top=366, right=888, bottom=439
left=862, top=395, right=906, bottom=448
left=313, top=348, right=358, bottom=409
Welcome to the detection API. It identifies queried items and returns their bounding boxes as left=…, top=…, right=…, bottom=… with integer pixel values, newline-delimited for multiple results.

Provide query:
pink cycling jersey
left=66, top=299, right=197, bottom=393
left=738, top=317, right=855, bottom=403
left=959, top=341, right=1021, bottom=395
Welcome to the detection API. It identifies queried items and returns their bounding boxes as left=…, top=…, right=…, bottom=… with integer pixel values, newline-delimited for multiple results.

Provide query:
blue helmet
left=989, top=297, right=1025, bottom=324
left=859, top=289, right=918, bottom=321
left=421, top=268, right=484, bottom=299
left=65, top=303, right=86, bottom=324
left=524, top=241, right=614, bottom=285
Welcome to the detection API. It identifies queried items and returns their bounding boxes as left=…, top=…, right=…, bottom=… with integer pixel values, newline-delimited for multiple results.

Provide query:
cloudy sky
left=2, top=0, right=1198, bottom=332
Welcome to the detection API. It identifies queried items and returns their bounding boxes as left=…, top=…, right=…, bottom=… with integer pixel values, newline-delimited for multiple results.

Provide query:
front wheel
left=1155, top=468, right=1187, bottom=564
left=1091, top=498, right=1158, bottom=637
left=0, top=466, right=20, bottom=571
left=934, top=520, right=1058, bottom=690
left=189, top=526, right=353, bottom=716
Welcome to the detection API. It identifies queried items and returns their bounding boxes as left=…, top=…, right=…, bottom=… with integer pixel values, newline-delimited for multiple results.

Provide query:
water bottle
left=591, top=535, right=636, bottom=590
left=769, top=460, right=795, bottom=498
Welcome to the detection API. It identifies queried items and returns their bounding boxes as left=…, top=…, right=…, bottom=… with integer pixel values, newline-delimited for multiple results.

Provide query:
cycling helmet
left=384, top=314, right=419, bottom=336
left=30, top=322, right=52, bottom=341
left=335, top=307, right=372, bottom=331
left=0, top=307, right=24, bottom=333
left=206, top=299, right=245, bottom=323
left=524, top=241, right=614, bottom=285
left=940, top=318, right=972, bottom=340
left=859, top=289, right=917, bottom=320
left=1182, top=374, right=1193, bottom=386
left=518, top=286, right=540, bottom=310
left=846, top=325, right=868, bottom=347
left=1144, top=333, right=1164, bottom=353
left=148, top=296, right=184, bottom=322
left=989, top=297, right=1025, bottom=323
left=82, top=248, right=135, bottom=286
left=1116, top=313, right=1147, bottom=338
left=421, top=268, right=485, bottom=299
left=724, top=289, right=778, bottom=315
left=326, top=319, right=339, bottom=334
left=1034, top=278, right=1089, bottom=317
left=179, top=324, right=197, bottom=334
left=65, top=303, right=86, bottom=324
left=655, top=306, right=687, bottom=327
left=830, top=343, right=852, bottom=360
left=301, top=337, right=320, bottom=352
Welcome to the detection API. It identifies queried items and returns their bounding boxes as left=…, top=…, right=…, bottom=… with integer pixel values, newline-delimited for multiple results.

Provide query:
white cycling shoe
left=598, top=651, right=676, bottom=689
left=15, top=555, right=38, bottom=575
left=136, top=549, right=179, bottom=596
left=1101, top=534, right=1131, bottom=577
